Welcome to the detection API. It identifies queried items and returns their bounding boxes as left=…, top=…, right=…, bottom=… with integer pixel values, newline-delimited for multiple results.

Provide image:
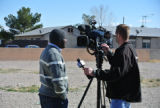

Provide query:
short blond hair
left=116, top=24, right=130, bottom=40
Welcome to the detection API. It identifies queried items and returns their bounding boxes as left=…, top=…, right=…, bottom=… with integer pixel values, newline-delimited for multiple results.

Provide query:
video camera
left=77, top=21, right=112, bottom=108
left=77, top=20, right=112, bottom=55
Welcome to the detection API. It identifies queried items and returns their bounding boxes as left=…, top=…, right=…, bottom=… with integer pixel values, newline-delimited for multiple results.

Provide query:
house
left=15, top=25, right=80, bottom=48
left=15, top=25, right=160, bottom=49
left=105, top=26, right=160, bottom=49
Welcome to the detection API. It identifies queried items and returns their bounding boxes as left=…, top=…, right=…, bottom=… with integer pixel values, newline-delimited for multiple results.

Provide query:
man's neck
left=118, top=40, right=128, bottom=46
left=48, top=43, right=62, bottom=52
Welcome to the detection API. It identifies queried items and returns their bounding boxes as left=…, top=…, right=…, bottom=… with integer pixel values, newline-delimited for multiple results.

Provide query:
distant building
left=15, top=25, right=160, bottom=49
left=15, top=25, right=80, bottom=48
left=105, top=26, right=160, bottom=49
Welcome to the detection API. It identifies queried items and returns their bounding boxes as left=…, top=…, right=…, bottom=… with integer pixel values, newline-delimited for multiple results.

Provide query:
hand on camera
left=101, top=43, right=110, bottom=54
left=83, top=67, right=94, bottom=77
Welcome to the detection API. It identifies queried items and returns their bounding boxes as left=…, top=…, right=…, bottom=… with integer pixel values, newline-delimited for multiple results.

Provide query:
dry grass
left=0, top=78, right=160, bottom=93
left=0, top=68, right=22, bottom=73
left=141, top=78, right=160, bottom=87
left=0, top=68, right=39, bottom=74
left=148, top=59, right=160, bottom=63
left=0, top=85, right=86, bottom=93
left=0, top=85, right=39, bottom=93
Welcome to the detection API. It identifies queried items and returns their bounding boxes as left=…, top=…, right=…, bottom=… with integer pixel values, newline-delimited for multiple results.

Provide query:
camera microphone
left=77, top=58, right=93, bottom=79
left=77, top=58, right=85, bottom=68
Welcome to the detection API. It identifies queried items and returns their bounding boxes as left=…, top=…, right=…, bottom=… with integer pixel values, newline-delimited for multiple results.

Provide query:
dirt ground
left=0, top=61, right=160, bottom=108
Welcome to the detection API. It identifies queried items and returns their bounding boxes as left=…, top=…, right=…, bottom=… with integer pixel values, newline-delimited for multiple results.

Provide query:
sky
left=0, top=0, right=160, bottom=30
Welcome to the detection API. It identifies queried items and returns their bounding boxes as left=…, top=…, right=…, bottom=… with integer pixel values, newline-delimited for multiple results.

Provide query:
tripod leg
left=101, top=81, right=106, bottom=108
left=97, top=79, right=101, bottom=108
left=78, top=78, right=93, bottom=108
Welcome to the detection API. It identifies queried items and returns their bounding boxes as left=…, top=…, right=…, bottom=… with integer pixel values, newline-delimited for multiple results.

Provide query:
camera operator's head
left=115, top=24, right=130, bottom=45
left=49, top=29, right=67, bottom=48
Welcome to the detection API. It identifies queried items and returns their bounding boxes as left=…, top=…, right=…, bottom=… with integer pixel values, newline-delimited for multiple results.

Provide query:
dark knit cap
left=49, top=29, right=66, bottom=44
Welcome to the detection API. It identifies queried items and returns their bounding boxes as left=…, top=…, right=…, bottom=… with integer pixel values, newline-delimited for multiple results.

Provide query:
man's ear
left=118, top=34, right=122, bottom=39
left=117, top=33, right=120, bottom=38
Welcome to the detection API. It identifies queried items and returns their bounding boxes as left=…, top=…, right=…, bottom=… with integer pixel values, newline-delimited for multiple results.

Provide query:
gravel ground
left=0, top=61, right=160, bottom=108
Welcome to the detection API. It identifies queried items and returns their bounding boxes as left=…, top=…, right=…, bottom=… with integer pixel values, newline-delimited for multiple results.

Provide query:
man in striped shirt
left=39, top=29, right=68, bottom=108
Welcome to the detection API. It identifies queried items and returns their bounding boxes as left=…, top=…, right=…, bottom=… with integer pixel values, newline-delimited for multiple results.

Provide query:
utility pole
left=123, top=16, right=125, bottom=24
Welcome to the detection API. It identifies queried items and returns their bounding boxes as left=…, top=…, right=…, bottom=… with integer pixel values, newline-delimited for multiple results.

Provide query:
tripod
left=77, top=50, right=107, bottom=108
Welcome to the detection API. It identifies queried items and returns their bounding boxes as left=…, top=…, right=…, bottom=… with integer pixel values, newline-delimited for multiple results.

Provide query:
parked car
left=25, top=45, right=40, bottom=48
left=5, top=44, right=20, bottom=48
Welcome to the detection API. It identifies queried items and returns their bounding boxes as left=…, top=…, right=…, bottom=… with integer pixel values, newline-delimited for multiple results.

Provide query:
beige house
left=15, top=25, right=80, bottom=48
left=15, top=25, right=160, bottom=49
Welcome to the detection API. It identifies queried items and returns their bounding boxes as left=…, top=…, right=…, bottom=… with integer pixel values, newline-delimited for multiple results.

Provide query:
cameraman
left=83, top=24, right=141, bottom=108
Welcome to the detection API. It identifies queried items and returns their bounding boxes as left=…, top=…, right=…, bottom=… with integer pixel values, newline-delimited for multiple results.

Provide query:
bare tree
left=91, top=5, right=114, bottom=27
left=107, top=13, right=115, bottom=26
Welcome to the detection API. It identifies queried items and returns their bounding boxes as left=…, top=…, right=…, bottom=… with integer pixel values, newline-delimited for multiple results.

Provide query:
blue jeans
left=110, top=99, right=131, bottom=108
left=39, top=93, right=68, bottom=108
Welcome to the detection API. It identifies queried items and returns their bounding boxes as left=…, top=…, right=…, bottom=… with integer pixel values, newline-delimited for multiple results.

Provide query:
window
left=129, top=39, right=136, bottom=48
left=142, top=38, right=150, bottom=48
left=68, top=27, right=73, bottom=33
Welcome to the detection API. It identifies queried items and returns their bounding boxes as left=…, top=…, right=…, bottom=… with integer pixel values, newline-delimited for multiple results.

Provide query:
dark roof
left=105, top=26, right=160, bottom=37
left=15, top=25, right=160, bottom=38
left=15, top=25, right=73, bottom=37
